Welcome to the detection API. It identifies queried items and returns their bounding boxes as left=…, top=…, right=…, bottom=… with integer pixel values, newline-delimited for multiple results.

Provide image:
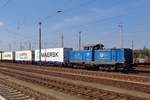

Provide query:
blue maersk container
left=69, top=50, right=93, bottom=62
left=94, top=49, right=133, bottom=64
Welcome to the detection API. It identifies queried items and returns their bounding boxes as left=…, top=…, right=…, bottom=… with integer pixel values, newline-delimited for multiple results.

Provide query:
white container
left=0, top=52, right=2, bottom=60
left=2, top=52, right=14, bottom=60
left=35, top=48, right=72, bottom=62
left=15, top=50, right=33, bottom=61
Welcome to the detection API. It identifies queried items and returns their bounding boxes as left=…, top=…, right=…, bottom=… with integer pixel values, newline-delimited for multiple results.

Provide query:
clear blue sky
left=0, top=0, right=150, bottom=51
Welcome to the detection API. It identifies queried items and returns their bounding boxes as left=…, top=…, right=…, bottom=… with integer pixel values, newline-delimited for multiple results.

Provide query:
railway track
left=0, top=77, right=55, bottom=100
left=132, top=66, right=150, bottom=76
left=0, top=63, right=150, bottom=94
left=1, top=63, right=150, bottom=83
left=135, top=66, right=150, bottom=72
left=0, top=64, right=146, bottom=100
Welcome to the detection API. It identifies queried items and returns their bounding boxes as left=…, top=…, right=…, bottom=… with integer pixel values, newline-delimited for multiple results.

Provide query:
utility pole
left=79, top=31, right=81, bottom=50
left=20, top=41, right=23, bottom=50
left=132, top=40, right=134, bottom=63
left=132, top=40, right=134, bottom=50
left=61, top=33, right=64, bottom=48
left=118, top=23, right=123, bottom=48
left=29, top=41, right=31, bottom=50
left=39, top=22, right=42, bottom=65
left=25, top=41, right=28, bottom=50
left=13, top=41, right=15, bottom=51
left=8, top=43, right=12, bottom=51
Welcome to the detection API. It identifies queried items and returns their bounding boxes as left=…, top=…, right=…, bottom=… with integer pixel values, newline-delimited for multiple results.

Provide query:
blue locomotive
left=69, top=44, right=133, bottom=72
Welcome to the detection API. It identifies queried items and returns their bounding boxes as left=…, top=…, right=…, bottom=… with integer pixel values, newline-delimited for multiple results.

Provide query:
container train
left=0, top=44, right=134, bottom=72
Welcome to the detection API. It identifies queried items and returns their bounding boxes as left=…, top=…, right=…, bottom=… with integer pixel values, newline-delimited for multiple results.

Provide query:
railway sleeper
left=0, top=81, right=48, bottom=100
left=10, top=95, right=32, bottom=100
left=4, top=93, right=25, bottom=98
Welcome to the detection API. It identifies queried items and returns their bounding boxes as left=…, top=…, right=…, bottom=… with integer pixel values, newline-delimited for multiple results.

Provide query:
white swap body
left=34, top=48, right=72, bottom=63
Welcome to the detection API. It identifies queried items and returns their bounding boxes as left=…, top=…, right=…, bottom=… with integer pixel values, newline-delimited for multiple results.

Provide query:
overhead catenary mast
left=20, top=41, right=23, bottom=50
left=118, top=23, right=124, bottom=48
left=61, top=33, right=64, bottom=48
left=132, top=40, right=134, bottom=63
left=39, top=22, right=42, bottom=65
left=28, top=41, right=31, bottom=50
left=132, top=40, right=134, bottom=50
left=8, top=43, right=12, bottom=51
left=79, top=31, right=81, bottom=50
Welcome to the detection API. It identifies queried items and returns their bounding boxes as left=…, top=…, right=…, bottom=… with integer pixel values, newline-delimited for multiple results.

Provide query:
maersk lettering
left=41, top=52, right=59, bottom=57
left=4, top=54, right=11, bottom=57
left=19, top=53, right=28, bottom=56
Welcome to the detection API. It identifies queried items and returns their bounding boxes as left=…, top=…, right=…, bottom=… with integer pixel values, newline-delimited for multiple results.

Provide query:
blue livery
left=94, top=49, right=133, bottom=63
left=69, top=48, right=133, bottom=71
left=69, top=50, right=93, bottom=62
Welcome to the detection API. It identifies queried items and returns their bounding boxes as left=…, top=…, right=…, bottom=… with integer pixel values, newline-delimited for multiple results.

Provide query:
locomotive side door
left=111, top=50, right=117, bottom=62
